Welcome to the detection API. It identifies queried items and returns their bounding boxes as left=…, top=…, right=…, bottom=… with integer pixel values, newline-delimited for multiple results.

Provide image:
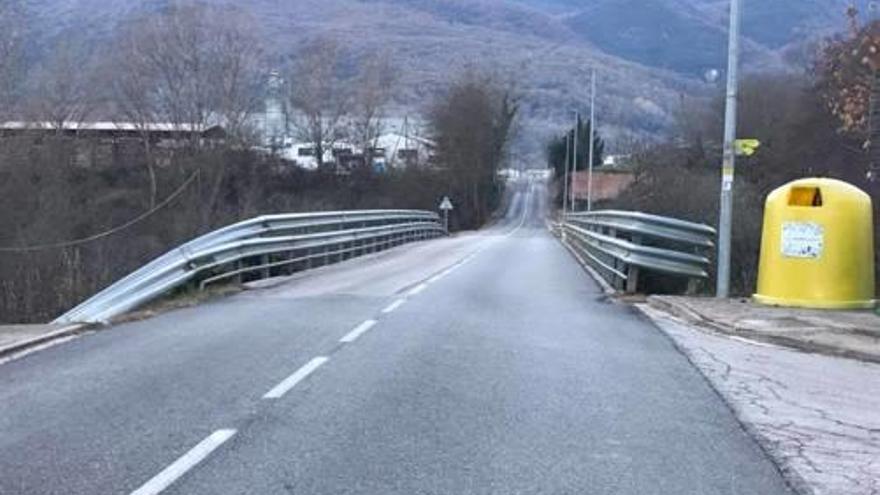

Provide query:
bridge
left=0, top=179, right=798, bottom=494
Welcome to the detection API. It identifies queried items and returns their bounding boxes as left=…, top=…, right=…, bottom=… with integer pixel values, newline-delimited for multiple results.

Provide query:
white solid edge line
left=382, top=299, right=406, bottom=314
left=340, top=320, right=378, bottom=343
left=408, top=283, right=428, bottom=297
left=130, top=429, right=236, bottom=495
left=263, top=356, right=329, bottom=399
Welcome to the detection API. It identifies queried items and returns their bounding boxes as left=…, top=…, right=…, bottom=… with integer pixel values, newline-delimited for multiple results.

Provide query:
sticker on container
left=722, top=177, right=733, bottom=191
left=781, top=222, right=824, bottom=259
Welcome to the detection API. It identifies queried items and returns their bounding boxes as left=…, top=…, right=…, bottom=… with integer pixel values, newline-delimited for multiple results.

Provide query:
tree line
left=546, top=116, right=605, bottom=207
left=0, top=1, right=518, bottom=322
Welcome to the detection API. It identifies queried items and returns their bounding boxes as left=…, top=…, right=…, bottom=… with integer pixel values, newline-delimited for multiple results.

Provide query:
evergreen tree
left=546, top=117, right=604, bottom=180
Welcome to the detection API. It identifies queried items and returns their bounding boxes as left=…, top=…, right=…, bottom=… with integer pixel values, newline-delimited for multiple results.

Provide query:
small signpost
left=439, top=196, right=454, bottom=232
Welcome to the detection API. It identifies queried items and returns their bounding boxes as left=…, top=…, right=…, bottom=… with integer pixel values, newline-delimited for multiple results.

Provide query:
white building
left=278, top=133, right=434, bottom=172
left=252, top=74, right=436, bottom=172
left=370, top=131, right=435, bottom=170
left=279, top=140, right=359, bottom=171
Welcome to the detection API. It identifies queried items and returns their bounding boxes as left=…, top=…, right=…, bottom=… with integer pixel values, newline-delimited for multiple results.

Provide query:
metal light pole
left=571, top=111, right=580, bottom=212
left=587, top=69, right=597, bottom=211
left=562, top=132, right=570, bottom=215
left=716, top=0, right=742, bottom=298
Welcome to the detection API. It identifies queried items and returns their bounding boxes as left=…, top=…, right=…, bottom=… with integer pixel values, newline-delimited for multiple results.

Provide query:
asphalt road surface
left=0, top=179, right=793, bottom=494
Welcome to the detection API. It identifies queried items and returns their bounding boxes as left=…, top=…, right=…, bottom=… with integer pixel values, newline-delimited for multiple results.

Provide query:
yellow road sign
left=736, top=139, right=761, bottom=157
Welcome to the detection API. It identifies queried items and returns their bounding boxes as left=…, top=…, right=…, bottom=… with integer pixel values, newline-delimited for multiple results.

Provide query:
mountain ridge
left=17, top=0, right=862, bottom=155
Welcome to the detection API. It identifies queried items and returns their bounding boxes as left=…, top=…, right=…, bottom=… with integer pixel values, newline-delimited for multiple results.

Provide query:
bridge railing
left=561, top=210, right=715, bottom=293
left=55, top=210, right=445, bottom=324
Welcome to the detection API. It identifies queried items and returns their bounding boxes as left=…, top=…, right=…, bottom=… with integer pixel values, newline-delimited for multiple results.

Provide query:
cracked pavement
left=639, top=304, right=880, bottom=495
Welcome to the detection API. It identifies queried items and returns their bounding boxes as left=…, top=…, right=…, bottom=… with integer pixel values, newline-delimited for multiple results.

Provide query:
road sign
left=735, top=139, right=761, bottom=157
left=439, top=196, right=453, bottom=232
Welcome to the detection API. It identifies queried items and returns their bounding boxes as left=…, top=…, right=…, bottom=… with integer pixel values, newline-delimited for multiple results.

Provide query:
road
left=0, top=180, right=792, bottom=494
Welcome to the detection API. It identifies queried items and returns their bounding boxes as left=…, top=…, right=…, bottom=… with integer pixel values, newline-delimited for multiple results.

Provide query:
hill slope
left=19, top=0, right=859, bottom=157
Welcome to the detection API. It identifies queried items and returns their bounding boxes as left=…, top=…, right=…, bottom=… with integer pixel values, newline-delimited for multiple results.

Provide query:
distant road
left=0, top=179, right=791, bottom=494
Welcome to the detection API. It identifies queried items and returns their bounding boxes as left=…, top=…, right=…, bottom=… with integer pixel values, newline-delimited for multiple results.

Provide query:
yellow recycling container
left=754, top=178, right=876, bottom=309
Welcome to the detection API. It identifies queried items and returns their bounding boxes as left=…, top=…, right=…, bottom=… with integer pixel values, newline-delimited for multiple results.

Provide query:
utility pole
left=562, top=131, right=570, bottom=215
left=571, top=111, right=580, bottom=212
left=587, top=69, right=597, bottom=211
left=716, top=0, right=742, bottom=298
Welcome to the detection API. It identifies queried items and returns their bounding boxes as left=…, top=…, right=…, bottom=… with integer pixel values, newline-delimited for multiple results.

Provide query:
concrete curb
left=0, top=324, right=88, bottom=360
left=646, top=295, right=880, bottom=365
left=646, top=296, right=731, bottom=334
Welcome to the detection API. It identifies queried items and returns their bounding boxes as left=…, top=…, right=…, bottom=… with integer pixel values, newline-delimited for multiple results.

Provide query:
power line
left=0, top=170, right=201, bottom=253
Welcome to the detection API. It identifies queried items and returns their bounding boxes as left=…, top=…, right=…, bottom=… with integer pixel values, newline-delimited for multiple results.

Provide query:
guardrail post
left=611, top=260, right=625, bottom=292
left=631, top=233, right=642, bottom=246
left=625, top=265, right=640, bottom=293
left=260, top=255, right=270, bottom=279
left=233, top=260, right=243, bottom=285
left=280, top=252, right=292, bottom=275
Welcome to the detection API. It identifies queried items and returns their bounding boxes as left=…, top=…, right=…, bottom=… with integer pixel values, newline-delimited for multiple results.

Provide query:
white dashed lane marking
left=381, top=299, right=406, bottom=314
left=263, top=357, right=329, bottom=400
left=130, top=429, right=236, bottom=495
left=407, top=283, right=428, bottom=296
left=340, top=320, right=378, bottom=343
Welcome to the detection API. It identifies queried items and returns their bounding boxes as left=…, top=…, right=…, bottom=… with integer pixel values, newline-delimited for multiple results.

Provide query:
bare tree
left=350, top=53, right=395, bottom=166
left=205, top=13, right=264, bottom=143
left=107, top=3, right=265, bottom=207
left=107, top=29, right=163, bottom=207
left=428, top=71, right=518, bottom=227
left=0, top=0, right=25, bottom=119
left=139, top=6, right=211, bottom=139
left=112, top=4, right=264, bottom=144
left=288, top=38, right=351, bottom=169
left=27, top=40, right=96, bottom=132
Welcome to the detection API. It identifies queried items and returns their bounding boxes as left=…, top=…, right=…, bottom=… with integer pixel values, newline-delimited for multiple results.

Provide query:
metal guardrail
left=561, top=210, right=715, bottom=293
left=54, top=210, right=445, bottom=324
